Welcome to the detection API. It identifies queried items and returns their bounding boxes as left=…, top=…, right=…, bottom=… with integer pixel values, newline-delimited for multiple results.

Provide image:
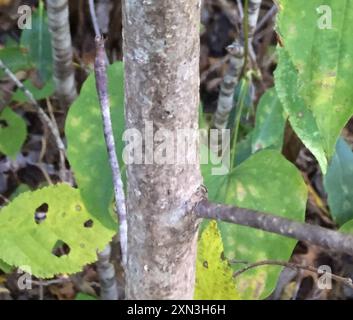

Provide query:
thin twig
left=94, top=36, right=128, bottom=268
left=0, top=58, right=66, bottom=181
left=89, top=0, right=109, bottom=65
left=88, top=0, right=101, bottom=37
left=195, top=199, right=353, bottom=257
left=255, top=4, right=277, bottom=33
left=232, top=260, right=353, bottom=290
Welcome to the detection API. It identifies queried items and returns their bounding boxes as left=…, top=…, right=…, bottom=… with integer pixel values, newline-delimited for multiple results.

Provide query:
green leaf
left=65, top=62, right=125, bottom=225
left=12, top=79, right=55, bottom=102
left=276, top=0, right=353, bottom=168
left=340, top=219, right=353, bottom=234
left=0, top=107, right=27, bottom=159
left=202, top=150, right=307, bottom=299
left=0, top=259, right=12, bottom=273
left=252, top=88, right=286, bottom=153
left=20, top=0, right=52, bottom=83
left=0, top=47, right=31, bottom=79
left=75, top=292, right=97, bottom=300
left=195, top=221, right=239, bottom=300
left=324, top=138, right=353, bottom=225
left=10, top=184, right=31, bottom=201
left=0, top=184, right=115, bottom=278
left=275, top=48, right=327, bottom=173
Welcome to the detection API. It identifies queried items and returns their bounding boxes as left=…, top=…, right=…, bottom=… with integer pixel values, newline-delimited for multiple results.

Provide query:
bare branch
left=0, top=58, right=66, bottom=180
left=94, top=36, right=128, bottom=268
left=195, top=199, right=353, bottom=257
left=232, top=259, right=353, bottom=290
left=88, top=0, right=109, bottom=65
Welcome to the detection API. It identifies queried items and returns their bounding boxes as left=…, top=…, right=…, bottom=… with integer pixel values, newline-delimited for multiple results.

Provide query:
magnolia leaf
left=195, top=221, right=239, bottom=300
left=66, top=62, right=125, bottom=225
left=0, top=184, right=116, bottom=278
left=252, top=88, right=286, bottom=153
left=0, top=107, right=27, bottom=159
left=276, top=0, right=353, bottom=168
left=324, top=138, right=353, bottom=225
left=202, top=149, right=307, bottom=299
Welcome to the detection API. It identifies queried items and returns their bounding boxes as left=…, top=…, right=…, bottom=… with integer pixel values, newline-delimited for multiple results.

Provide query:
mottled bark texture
left=122, top=0, right=202, bottom=299
left=97, top=244, right=119, bottom=300
left=212, top=0, right=262, bottom=132
left=46, top=0, right=77, bottom=108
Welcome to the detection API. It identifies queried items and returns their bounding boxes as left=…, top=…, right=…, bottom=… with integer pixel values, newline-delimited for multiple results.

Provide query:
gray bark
left=46, top=0, right=77, bottom=108
left=196, top=199, right=353, bottom=256
left=122, top=0, right=202, bottom=299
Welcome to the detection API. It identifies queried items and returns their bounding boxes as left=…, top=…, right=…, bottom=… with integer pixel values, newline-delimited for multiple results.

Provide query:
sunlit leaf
left=66, top=62, right=125, bottom=225
left=195, top=221, right=239, bottom=300
left=0, top=184, right=115, bottom=278
left=202, top=149, right=307, bottom=299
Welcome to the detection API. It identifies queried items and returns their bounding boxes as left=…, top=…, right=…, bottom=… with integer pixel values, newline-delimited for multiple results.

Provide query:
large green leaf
left=0, top=107, right=27, bottom=159
left=20, top=0, right=52, bottom=83
left=324, top=138, right=353, bottom=225
left=202, top=149, right=307, bottom=299
left=252, top=88, right=286, bottom=153
left=0, top=184, right=115, bottom=278
left=275, top=48, right=327, bottom=173
left=276, top=0, right=353, bottom=169
left=195, top=221, right=239, bottom=300
left=65, top=62, right=125, bottom=225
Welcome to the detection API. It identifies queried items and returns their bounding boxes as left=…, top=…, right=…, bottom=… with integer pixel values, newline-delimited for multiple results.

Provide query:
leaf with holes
left=0, top=184, right=116, bottom=278
left=275, top=0, right=353, bottom=171
left=195, top=221, right=239, bottom=300
left=252, top=88, right=286, bottom=153
left=324, top=138, right=353, bottom=225
left=66, top=61, right=125, bottom=226
left=20, top=0, right=52, bottom=83
left=202, top=149, right=307, bottom=299
left=0, top=107, right=27, bottom=159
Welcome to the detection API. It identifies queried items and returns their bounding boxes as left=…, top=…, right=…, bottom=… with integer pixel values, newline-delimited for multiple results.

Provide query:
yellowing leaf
left=194, top=221, right=239, bottom=300
left=0, top=184, right=116, bottom=278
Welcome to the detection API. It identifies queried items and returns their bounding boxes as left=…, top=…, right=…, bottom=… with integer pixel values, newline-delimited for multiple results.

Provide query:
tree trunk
left=122, top=0, right=202, bottom=299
